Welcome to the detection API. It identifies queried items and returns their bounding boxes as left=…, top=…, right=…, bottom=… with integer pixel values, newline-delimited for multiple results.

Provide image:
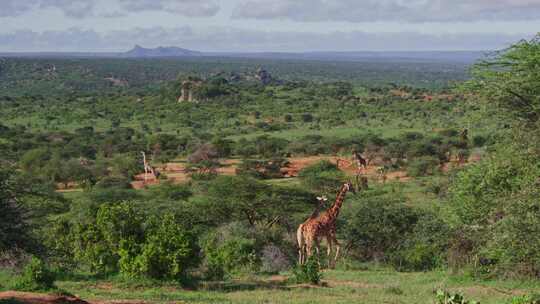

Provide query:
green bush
left=342, top=194, right=418, bottom=261
left=508, top=294, right=540, bottom=304
left=291, top=257, right=322, bottom=285
left=391, top=212, right=450, bottom=271
left=12, top=257, right=56, bottom=291
left=298, top=160, right=345, bottom=194
left=202, top=232, right=257, bottom=280
left=472, top=135, right=487, bottom=147
left=391, top=243, right=440, bottom=272
left=482, top=187, right=540, bottom=278
left=435, top=290, right=479, bottom=304
left=63, top=202, right=200, bottom=280
left=407, top=156, right=439, bottom=177
left=119, top=215, right=200, bottom=280
left=448, top=147, right=539, bottom=225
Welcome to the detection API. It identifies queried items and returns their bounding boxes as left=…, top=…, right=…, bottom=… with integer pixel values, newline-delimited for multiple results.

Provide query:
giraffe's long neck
left=328, top=185, right=349, bottom=219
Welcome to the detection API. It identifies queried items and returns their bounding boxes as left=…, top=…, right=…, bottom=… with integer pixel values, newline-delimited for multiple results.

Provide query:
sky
left=0, top=0, right=539, bottom=52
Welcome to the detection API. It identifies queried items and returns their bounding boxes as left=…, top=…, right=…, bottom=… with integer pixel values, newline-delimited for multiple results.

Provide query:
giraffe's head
left=344, top=181, right=356, bottom=194
left=316, top=196, right=328, bottom=202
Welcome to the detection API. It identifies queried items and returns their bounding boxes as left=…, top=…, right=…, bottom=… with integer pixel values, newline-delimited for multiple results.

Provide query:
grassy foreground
left=46, top=266, right=539, bottom=304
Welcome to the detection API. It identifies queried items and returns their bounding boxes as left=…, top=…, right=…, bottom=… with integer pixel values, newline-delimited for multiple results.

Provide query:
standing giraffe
left=297, top=182, right=356, bottom=268
left=352, top=150, right=368, bottom=188
left=141, top=151, right=157, bottom=181
left=352, top=150, right=368, bottom=172
left=297, top=196, right=328, bottom=264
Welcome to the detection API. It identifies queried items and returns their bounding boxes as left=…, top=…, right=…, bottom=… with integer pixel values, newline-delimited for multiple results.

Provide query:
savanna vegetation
left=1, top=35, right=540, bottom=304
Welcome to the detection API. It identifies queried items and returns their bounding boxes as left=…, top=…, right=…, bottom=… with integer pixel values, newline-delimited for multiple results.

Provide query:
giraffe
left=352, top=150, right=369, bottom=188
left=376, top=166, right=388, bottom=183
left=352, top=150, right=368, bottom=171
left=297, top=182, right=356, bottom=268
left=297, top=196, right=328, bottom=264
left=141, top=151, right=158, bottom=181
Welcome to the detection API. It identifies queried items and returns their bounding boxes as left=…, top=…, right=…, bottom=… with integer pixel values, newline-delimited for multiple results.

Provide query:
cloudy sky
left=0, top=0, right=538, bottom=52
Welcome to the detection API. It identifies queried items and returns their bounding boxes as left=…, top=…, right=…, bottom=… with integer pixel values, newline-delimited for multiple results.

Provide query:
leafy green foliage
left=291, top=257, right=322, bottom=285
left=202, top=233, right=257, bottom=280
left=12, top=257, right=56, bottom=291
left=0, top=170, right=33, bottom=252
left=448, top=147, right=539, bottom=225
left=342, top=193, right=418, bottom=261
left=435, top=290, right=479, bottom=304
left=51, top=202, right=200, bottom=279
left=119, top=214, right=199, bottom=280
left=298, top=161, right=345, bottom=194
left=508, top=294, right=540, bottom=304
left=468, top=34, right=540, bottom=123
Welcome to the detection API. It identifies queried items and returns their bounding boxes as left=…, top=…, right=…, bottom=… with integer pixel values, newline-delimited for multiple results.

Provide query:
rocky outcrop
left=255, top=67, right=272, bottom=85
left=104, top=76, right=128, bottom=87
left=178, top=80, right=203, bottom=103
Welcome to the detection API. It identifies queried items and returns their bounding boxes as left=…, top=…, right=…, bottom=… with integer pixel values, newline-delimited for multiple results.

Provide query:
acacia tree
left=0, top=169, right=34, bottom=253
left=467, top=34, right=540, bottom=125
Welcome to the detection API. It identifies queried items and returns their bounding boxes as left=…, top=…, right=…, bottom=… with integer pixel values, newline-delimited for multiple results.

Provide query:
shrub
left=391, top=212, right=450, bottom=271
left=202, top=233, right=257, bottom=280
left=448, top=148, right=539, bottom=225
left=298, top=160, right=345, bottom=194
left=481, top=187, right=540, bottom=278
left=301, top=113, right=313, bottom=122
left=94, top=176, right=132, bottom=189
left=435, top=290, right=479, bottom=304
left=407, top=156, right=439, bottom=177
left=260, top=245, right=291, bottom=274
left=291, top=257, right=322, bottom=285
left=508, top=294, right=540, bottom=304
left=12, top=257, right=56, bottom=291
left=119, top=215, right=200, bottom=280
left=391, top=243, right=440, bottom=272
left=342, top=195, right=418, bottom=261
left=472, top=135, right=487, bottom=147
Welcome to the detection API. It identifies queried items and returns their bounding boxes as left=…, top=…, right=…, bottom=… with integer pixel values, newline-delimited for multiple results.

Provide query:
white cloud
left=233, top=0, right=540, bottom=22
left=0, top=0, right=38, bottom=17
left=0, top=0, right=220, bottom=18
left=0, top=27, right=526, bottom=52
left=118, top=0, right=220, bottom=17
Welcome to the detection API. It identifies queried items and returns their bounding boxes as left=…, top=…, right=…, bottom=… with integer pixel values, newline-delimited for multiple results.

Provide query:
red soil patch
left=0, top=291, right=152, bottom=304
left=128, top=156, right=415, bottom=188
left=386, top=171, right=411, bottom=182
left=0, top=291, right=89, bottom=304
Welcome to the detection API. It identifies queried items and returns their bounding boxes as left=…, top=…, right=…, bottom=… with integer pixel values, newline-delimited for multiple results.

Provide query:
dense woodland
left=1, top=35, right=540, bottom=304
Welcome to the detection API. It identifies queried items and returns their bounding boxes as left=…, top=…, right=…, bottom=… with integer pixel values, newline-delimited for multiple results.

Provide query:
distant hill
left=123, top=45, right=202, bottom=58
left=210, top=51, right=487, bottom=63
left=0, top=46, right=486, bottom=64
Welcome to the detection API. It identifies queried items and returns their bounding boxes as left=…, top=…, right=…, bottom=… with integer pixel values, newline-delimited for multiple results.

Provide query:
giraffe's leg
left=297, top=225, right=304, bottom=265
left=326, top=235, right=333, bottom=268
left=332, top=235, right=341, bottom=269
left=305, top=242, right=312, bottom=263
left=314, top=239, right=321, bottom=268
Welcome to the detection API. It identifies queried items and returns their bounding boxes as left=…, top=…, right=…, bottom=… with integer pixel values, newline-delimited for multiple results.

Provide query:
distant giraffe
left=460, top=128, right=469, bottom=142
left=141, top=151, right=158, bottom=181
left=297, top=182, right=355, bottom=268
left=352, top=150, right=369, bottom=187
left=352, top=150, right=368, bottom=172
left=376, top=166, right=388, bottom=183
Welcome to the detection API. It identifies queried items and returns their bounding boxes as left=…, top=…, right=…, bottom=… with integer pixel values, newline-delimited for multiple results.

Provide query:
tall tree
left=467, top=34, right=540, bottom=125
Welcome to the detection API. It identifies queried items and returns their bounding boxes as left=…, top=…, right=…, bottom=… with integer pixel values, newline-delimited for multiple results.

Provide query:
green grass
left=0, top=269, right=13, bottom=291
left=47, top=266, right=540, bottom=304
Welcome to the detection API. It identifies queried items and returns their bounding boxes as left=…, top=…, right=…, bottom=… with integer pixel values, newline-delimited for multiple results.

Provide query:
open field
left=3, top=266, right=539, bottom=304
